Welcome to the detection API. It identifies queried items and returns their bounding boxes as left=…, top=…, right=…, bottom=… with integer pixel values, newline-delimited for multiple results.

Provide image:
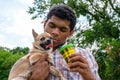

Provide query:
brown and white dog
left=8, top=29, right=65, bottom=80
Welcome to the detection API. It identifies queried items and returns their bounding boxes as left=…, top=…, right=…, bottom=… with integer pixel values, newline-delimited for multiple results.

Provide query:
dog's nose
left=46, top=39, right=51, bottom=44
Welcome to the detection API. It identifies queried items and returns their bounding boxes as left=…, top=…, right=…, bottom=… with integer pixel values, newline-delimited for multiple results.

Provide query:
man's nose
left=52, top=28, right=59, bottom=35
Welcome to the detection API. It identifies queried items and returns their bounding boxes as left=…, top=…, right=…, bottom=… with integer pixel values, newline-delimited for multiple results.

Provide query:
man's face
left=44, top=16, right=74, bottom=49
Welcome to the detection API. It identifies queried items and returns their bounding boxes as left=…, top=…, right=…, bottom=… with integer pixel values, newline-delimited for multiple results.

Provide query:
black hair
left=47, top=4, right=76, bottom=31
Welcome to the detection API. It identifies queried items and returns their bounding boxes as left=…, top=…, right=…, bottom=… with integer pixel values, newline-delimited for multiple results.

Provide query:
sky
left=0, top=0, right=44, bottom=49
left=1, top=0, right=119, bottom=49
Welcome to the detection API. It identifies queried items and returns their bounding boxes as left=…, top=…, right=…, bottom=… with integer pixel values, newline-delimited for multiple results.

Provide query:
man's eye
left=49, top=24, right=55, bottom=28
left=50, top=26, right=55, bottom=28
left=60, top=29, right=67, bottom=32
left=40, top=37, right=45, bottom=41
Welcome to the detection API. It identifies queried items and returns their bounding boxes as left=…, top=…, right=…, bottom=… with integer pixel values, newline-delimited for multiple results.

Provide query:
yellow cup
left=59, top=43, right=76, bottom=64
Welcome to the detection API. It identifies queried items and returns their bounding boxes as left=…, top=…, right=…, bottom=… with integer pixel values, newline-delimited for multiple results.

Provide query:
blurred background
left=0, top=0, right=44, bottom=49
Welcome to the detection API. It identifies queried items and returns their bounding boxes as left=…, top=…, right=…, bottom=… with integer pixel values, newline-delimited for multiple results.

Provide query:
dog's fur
left=8, top=29, right=65, bottom=80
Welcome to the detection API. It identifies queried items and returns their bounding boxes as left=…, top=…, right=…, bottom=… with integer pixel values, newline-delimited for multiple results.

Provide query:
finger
left=69, top=52, right=78, bottom=56
left=70, top=67, right=83, bottom=73
left=37, top=53, right=49, bottom=63
left=69, top=62, right=89, bottom=74
left=38, top=61, right=50, bottom=75
left=69, top=53, right=87, bottom=63
left=43, top=61, right=50, bottom=70
left=69, top=55, right=82, bottom=63
left=69, top=61, right=87, bottom=69
left=31, top=59, right=50, bottom=71
left=69, top=53, right=81, bottom=58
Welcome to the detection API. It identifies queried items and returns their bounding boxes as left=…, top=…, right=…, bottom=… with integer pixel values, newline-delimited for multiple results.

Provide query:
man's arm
left=69, top=49, right=100, bottom=80
left=29, top=54, right=50, bottom=80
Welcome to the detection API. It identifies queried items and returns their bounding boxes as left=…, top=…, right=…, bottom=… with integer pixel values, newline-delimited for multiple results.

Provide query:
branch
left=109, top=0, right=120, bottom=14
left=88, top=0, right=106, bottom=19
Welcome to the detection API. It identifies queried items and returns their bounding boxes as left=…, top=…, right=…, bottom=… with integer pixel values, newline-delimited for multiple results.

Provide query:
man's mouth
left=53, top=39, right=58, bottom=43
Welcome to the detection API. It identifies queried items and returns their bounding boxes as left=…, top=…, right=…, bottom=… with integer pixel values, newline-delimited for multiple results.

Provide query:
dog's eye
left=50, top=37, right=53, bottom=39
left=40, top=37, right=45, bottom=41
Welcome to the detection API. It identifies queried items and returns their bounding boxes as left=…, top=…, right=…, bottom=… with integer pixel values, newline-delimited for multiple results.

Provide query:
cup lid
left=59, top=43, right=74, bottom=52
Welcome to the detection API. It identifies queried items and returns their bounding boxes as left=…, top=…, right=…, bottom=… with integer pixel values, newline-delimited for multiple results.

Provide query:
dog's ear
left=32, top=29, right=38, bottom=40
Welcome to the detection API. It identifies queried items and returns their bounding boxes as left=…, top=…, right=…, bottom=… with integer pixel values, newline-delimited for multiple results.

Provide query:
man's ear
left=68, top=30, right=74, bottom=37
left=32, top=29, right=38, bottom=40
left=66, top=30, right=74, bottom=42
left=43, top=20, right=47, bottom=29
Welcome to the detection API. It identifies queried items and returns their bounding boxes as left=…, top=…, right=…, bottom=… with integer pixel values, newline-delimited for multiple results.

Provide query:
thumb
left=38, top=53, right=49, bottom=62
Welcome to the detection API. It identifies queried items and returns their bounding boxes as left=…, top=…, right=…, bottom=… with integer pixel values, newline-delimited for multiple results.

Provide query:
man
left=30, top=4, right=100, bottom=80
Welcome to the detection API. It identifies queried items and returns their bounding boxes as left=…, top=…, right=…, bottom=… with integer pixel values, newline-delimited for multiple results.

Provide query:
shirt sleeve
left=77, top=48, right=101, bottom=80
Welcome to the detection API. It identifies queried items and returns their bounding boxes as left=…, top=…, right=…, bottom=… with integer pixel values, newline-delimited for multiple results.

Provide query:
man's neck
left=53, top=43, right=65, bottom=51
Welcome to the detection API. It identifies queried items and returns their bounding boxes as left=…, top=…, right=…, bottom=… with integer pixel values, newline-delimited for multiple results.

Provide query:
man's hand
left=69, top=53, right=95, bottom=80
left=29, top=54, right=50, bottom=80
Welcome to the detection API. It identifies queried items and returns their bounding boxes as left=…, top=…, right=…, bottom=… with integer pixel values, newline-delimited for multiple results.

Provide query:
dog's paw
left=47, top=54, right=54, bottom=65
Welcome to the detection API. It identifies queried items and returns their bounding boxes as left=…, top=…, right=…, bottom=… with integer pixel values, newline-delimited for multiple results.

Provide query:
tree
left=10, top=47, right=29, bottom=54
left=28, top=0, right=120, bottom=79
left=0, top=46, right=24, bottom=80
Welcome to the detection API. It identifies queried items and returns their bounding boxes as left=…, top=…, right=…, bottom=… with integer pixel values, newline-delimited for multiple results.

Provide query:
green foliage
left=10, top=47, right=29, bottom=54
left=93, top=39, right=120, bottom=80
left=0, top=47, right=25, bottom=80
left=27, top=0, right=65, bottom=19
left=28, top=0, right=120, bottom=79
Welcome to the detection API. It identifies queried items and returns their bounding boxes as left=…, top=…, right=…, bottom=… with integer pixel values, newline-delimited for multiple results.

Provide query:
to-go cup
left=59, top=43, right=76, bottom=64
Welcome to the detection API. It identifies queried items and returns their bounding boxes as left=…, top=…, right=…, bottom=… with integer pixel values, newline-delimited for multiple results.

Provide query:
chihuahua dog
left=8, top=29, right=65, bottom=80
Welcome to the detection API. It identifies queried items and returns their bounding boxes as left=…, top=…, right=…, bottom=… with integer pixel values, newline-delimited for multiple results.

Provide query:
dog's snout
left=46, top=39, right=51, bottom=44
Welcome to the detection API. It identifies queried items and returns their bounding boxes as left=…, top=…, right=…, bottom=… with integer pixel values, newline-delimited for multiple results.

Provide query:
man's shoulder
left=76, top=47, right=90, bottom=52
left=76, top=47, right=93, bottom=57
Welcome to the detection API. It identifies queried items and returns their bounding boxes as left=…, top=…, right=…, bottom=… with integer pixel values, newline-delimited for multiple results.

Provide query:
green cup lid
left=59, top=43, right=74, bottom=52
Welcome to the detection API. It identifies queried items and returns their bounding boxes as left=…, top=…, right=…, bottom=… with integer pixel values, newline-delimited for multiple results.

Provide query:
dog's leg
left=11, top=68, right=32, bottom=80
left=11, top=77, right=26, bottom=80
left=50, top=66, right=65, bottom=80
left=19, top=69, right=32, bottom=80
left=29, top=53, right=42, bottom=65
left=47, top=54, right=54, bottom=65
left=9, top=55, right=32, bottom=80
